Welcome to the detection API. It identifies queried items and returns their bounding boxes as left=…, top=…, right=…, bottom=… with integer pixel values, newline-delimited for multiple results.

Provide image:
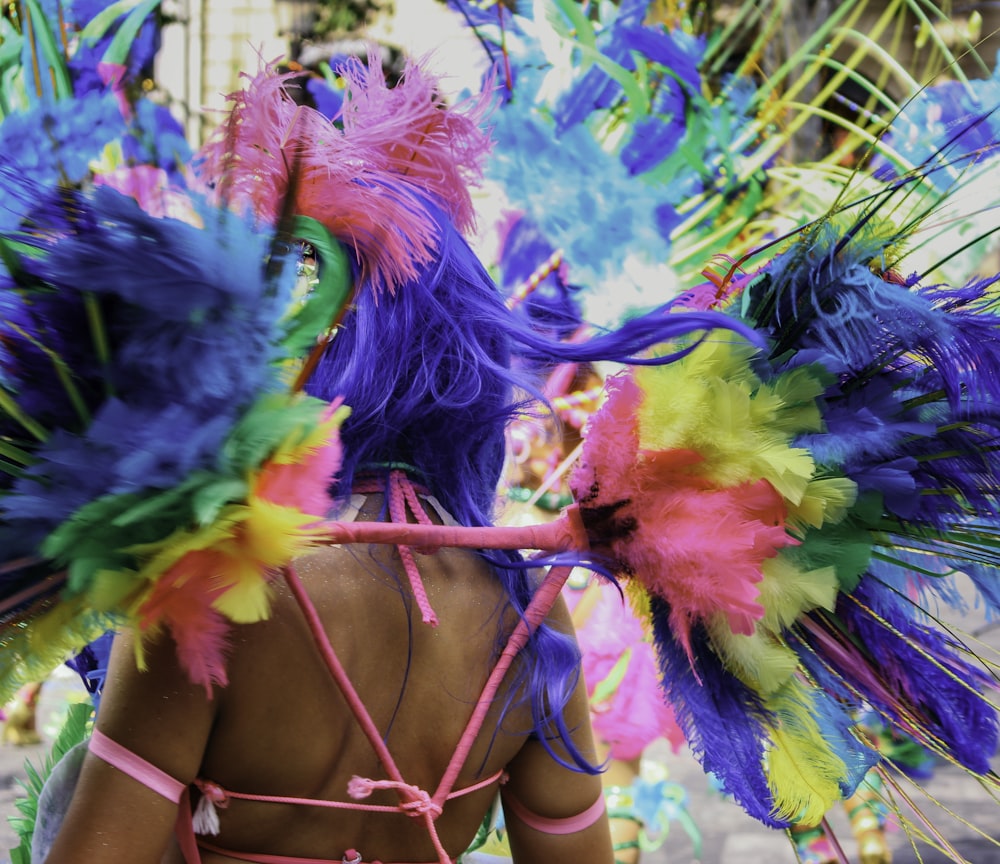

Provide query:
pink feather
left=337, top=51, right=494, bottom=235
left=197, top=64, right=436, bottom=293
left=623, top=475, right=793, bottom=662
left=572, top=373, right=643, bottom=512
left=137, top=549, right=232, bottom=694
left=573, top=372, right=798, bottom=664
left=197, top=55, right=492, bottom=293
left=254, top=401, right=345, bottom=517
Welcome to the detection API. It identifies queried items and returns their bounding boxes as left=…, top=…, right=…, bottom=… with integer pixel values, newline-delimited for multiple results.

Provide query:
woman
left=39, top=201, right=618, bottom=864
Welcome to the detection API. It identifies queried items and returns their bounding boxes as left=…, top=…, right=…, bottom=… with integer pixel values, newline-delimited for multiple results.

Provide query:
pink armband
left=89, top=727, right=186, bottom=804
left=501, top=788, right=606, bottom=835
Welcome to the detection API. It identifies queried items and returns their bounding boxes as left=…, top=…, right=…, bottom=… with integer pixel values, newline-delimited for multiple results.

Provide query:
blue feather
left=840, top=574, right=999, bottom=774
left=649, top=595, right=783, bottom=827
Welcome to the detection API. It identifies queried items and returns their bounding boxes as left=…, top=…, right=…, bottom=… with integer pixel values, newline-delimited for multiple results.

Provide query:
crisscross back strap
left=283, top=475, right=573, bottom=864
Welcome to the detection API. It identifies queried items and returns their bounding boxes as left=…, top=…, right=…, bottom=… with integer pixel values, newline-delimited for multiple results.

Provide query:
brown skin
left=43, top=494, right=613, bottom=864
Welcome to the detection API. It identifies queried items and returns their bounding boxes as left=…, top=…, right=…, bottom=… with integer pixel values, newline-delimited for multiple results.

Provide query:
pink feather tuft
left=622, top=474, right=793, bottom=662
left=572, top=372, right=643, bottom=511
left=337, top=51, right=494, bottom=235
left=197, top=54, right=492, bottom=293
left=254, top=401, right=345, bottom=517
left=573, top=372, right=798, bottom=664
left=197, top=64, right=437, bottom=293
left=137, top=550, right=232, bottom=694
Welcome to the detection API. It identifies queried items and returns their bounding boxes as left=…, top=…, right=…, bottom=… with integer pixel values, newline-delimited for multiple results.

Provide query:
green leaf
left=0, top=439, right=33, bottom=465
left=100, top=0, right=161, bottom=68
left=591, top=648, right=632, bottom=704
left=543, top=0, right=596, bottom=50
left=79, top=0, right=146, bottom=45
left=7, top=702, right=93, bottom=860
left=19, top=0, right=73, bottom=99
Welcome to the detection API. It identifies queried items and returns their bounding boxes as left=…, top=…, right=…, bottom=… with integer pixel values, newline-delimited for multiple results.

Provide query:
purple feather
left=649, top=595, right=783, bottom=827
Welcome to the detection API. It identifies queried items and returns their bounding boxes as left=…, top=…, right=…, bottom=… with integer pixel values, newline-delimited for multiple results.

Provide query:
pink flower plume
left=337, top=51, right=494, bottom=235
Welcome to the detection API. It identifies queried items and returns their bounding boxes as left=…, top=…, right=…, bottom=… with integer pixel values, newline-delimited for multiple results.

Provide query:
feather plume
left=650, top=596, right=781, bottom=827
left=335, top=51, right=494, bottom=235
left=198, top=55, right=493, bottom=294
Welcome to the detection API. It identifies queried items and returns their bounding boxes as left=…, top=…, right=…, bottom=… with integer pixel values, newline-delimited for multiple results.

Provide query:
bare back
left=191, top=502, right=530, bottom=861
left=47, top=493, right=610, bottom=864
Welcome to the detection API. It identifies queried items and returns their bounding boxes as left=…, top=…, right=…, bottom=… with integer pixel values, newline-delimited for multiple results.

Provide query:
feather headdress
left=196, top=54, right=494, bottom=294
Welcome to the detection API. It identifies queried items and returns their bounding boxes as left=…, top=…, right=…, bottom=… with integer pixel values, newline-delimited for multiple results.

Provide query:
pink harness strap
left=96, top=476, right=580, bottom=864
left=279, top=473, right=574, bottom=864
left=193, top=768, right=501, bottom=813
left=501, top=787, right=607, bottom=835
left=195, top=838, right=404, bottom=864
left=89, top=727, right=186, bottom=804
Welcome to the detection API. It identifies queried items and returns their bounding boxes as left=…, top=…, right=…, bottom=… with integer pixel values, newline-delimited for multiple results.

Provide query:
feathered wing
left=572, top=206, right=1000, bottom=825
left=0, top=185, right=350, bottom=698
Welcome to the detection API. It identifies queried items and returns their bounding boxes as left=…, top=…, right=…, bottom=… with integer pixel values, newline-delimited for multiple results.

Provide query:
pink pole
left=316, top=505, right=589, bottom=553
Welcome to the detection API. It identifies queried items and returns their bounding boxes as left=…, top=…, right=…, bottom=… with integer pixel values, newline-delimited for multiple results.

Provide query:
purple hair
left=304, top=199, right=752, bottom=770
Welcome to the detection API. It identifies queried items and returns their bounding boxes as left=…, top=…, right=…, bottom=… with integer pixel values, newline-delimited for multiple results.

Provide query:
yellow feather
left=127, top=512, right=245, bottom=580
left=757, top=557, right=839, bottom=632
left=268, top=400, right=350, bottom=465
left=88, top=567, right=149, bottom=613
left=625, top=580, right=652, bottom=620
left=633, top=338, right=824, bottom=502
left=787, top=476, right=858, bottom=530
left=764, top=682, right=849, bottom=825
left=707, top=616, right=800, bottom=695
left=0, top=599, right=113, bottom=704
left=211, top=497, right=331, bottom=623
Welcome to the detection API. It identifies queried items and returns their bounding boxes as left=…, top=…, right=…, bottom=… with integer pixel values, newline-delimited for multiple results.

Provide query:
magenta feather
left=197, top=56, right=492, bottom=293
left=336, top=51, right=495, bottom=236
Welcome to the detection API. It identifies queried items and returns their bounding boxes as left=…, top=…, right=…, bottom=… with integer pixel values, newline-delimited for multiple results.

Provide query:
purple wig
left=304, top=201, right=593, bottom=768
left=304, top=198, right=753, bottom=769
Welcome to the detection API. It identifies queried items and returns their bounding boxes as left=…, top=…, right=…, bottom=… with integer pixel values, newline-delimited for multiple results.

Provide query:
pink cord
left=282, top=563, right=453, bottom=863
left=386, top=471, right=439, bottom=626
left=277, top=478, right=580, bottom=862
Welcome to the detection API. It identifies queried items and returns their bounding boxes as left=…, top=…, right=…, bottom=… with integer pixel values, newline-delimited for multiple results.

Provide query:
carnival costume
left=5, top=2, right=1000, bottom=864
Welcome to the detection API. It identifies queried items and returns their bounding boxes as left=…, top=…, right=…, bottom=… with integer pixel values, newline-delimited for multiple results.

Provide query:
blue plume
left=649, top=595, right=782, bottom=827
left=841, top=574, right=999, bottom=774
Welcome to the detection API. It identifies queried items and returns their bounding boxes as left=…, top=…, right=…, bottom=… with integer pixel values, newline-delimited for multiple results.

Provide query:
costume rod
left=318, top=506, right=588, bottom=552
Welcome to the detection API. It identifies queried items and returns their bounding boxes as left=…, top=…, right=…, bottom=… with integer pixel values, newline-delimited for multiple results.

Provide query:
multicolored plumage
left=4, top=3, right=1000, bottom=860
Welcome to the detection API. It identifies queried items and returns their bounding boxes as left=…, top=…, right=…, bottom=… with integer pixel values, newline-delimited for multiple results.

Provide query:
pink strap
left=193, top=768, right=503, bottom=812
left=282, top=564, right=454, bottom=864
left=317, top=506, right=589, bottom=553
left=196, top=838, right=401, bottom=864
left=501, top=789, right=606, bottom=835
left=433, top=565, right=573, bottom=803
left=387, top=471, right=438, bottom=627
left=89, top=727, right=186, bottom=804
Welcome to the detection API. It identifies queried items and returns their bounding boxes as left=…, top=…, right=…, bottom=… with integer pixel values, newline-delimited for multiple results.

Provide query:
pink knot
left=341, top=850, right=362, bottom=864
left=194, top=780, right=229, bottom=807
left=347, top=776, right=376, bottom=800
left=400, top=789, right=443, bottom=819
